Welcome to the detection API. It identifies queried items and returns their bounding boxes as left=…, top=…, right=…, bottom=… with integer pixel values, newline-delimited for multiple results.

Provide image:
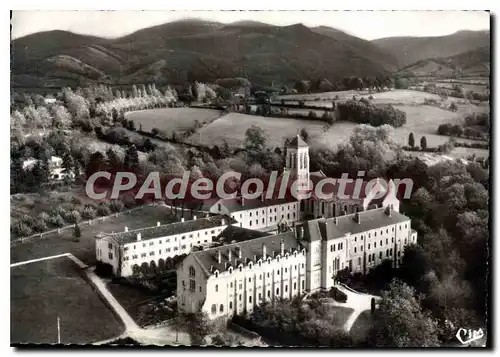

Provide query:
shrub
left=97, top=203, right=111, bottom=216
left=308, top=111, right=318, bottom=119
left=49, top=214, right=65, bottom=227
left=368, top=95, right=374, bottom=100
left=13, top=221, right=33, bottom=237
left=70, top=196, right=83, bottom=205
left=65, top=210, right=81, bottom=224
left=82, top=206, right=96, bottom=220
left=51, top=206, right=67, bottom=218
left=32, top=219, right=48, bottom=233
left=330, top=287, right=348, bottom=303
left=110, top=199, right=125, bottom=213
left=38, top=212, right=51, bottom=224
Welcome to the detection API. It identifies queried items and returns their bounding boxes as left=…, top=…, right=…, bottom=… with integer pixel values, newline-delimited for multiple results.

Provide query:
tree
left=73, top=224, right=81, bottom=242
left=124, top=145, right=140, bottom=171
left=399, top=244, right=431, bottom=287
left=244, top=124, right=268, bottom=163
left=394, top=78, right=409, bottom=89
left=294, top=80, right=310, bottom=94
left=51, top=105, right=72, bottom=128
left=449, top=102, right=458, bottom=112
left=185, top=312, right=213, bottom=345
left=368, top=280, right=440, bottom=347
left=106, top=148, right=122, bottom=171
left=86, top=151, right=106, bottom=177
left=420, top=136, right=427, bottom=150
left=408, top=132, right=415, bottom=148
left=300, top=128, right=310, bottom=143
left=62, top=152, right=75, bottom=177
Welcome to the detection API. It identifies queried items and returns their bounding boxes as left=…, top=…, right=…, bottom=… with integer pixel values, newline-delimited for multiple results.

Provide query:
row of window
left=210, top=280, right=306, bottom=314
left=122, top=229, right=222, bottom=251
left=123, top=246, right=182, bottom=261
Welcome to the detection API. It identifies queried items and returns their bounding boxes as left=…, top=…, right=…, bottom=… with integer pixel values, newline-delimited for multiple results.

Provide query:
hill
left=397, top=46, right=491, bottom=77
left=372, top=30, right=490, bottom=68
left=11, top=20, right=398, bottom=88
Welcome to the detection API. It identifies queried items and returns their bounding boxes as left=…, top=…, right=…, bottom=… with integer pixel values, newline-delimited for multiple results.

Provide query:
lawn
left=11, top=256, right=124, bottom=344
left=186, top=113, right=328, bottom=149
left=126, top=108, right=222, bottom=136
left=349, top=310, right=373, bottom=341
left=11, top=204, right=177, bottom=265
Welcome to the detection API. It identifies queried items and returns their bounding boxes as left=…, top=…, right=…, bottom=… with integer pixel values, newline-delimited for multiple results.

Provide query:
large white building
left=177, top=205, right=417, bottom=320
left=201, top=197, right=300, bottom=231
left=95, top=215, right=236, bottom=277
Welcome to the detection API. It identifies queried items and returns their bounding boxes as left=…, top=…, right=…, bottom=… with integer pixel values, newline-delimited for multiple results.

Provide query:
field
left=11, top=204, right=177, bottom=265
left=126, top=108, right=222, bottom=136
left=11, top=256, right=124, bottom=344
left=186, top=113, right=328, bottom=149
left=349, top=310, right=373, bottom=341
left=277, top=89, right=371, bottom=102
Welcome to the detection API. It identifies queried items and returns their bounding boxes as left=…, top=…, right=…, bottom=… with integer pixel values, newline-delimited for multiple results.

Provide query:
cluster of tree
left=422, top=83, right=490, bottom=102
left=293, top=75, right=393, bottom=94
left=171, top=311, right=214, bottom=346
left=11, top=198, right=126, bottom=237
left=336, top=100, right=407, bottom=128
left=407, top=132, right=428, bottom=150
left=437, top=112, right=489, bottom=141
left=236, top=297, right=355, bottom=347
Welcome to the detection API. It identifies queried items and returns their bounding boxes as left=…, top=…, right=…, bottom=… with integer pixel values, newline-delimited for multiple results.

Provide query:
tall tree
left=369, top=280, right=440, bottom=347
left=420, top=136, right=427, bottom=150
left=408, top=132, right=415, bottom=148
left=124, top=145, right=140, bottom=171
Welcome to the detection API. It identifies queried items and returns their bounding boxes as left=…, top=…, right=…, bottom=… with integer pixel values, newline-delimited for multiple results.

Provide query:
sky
left=11, top=10, right=490, bottom=41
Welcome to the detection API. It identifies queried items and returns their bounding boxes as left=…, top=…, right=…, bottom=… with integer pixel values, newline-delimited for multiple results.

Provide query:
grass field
left=11, top=256, right=124, bottom=344
left=187, top=113, right=328, bottom=149
left=126, top=108, right=222, bottom=136
left=11, top=205, right=177, bottom=265
left=349, top=310, right=373, bottom=341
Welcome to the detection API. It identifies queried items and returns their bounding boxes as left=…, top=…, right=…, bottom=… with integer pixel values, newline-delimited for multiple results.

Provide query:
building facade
left=95, top=215, right=235, bottom=277
left=177, top=206, right=417, bottom=320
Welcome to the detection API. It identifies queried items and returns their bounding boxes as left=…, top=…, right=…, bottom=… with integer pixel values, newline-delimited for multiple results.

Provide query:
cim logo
left=456, top=328, right=485, bottom=345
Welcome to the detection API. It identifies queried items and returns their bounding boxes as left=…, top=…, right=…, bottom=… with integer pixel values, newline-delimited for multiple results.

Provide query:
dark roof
left=192, top=231, right=304, bottom=275
left=105, top=215, right=237, bottom=245
left=215, top=197, right=298, bottom=213
left=215, top=225, right=269, bottom=244
left=298, top=207, right=410, bottom=242
left=295, top=220, right=323, bottom=242
left=286, top=135, right=309, bottom=148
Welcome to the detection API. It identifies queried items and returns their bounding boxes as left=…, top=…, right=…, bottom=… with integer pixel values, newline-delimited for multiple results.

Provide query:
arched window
left=228, top=267, right=233, bottom=274
left=189, top=266, right=195, bottom=277
left=215, top=272, right=219, bottom=278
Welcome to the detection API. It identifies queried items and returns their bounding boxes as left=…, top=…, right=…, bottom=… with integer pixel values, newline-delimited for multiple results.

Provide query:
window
left=386, top=239, right=388, bottom=244
left=374, top=242, right=377, bottom=248
left=361, top=235, right=364, bottom=240
left=220, top=304, right=224, bottom=312
left=302, top=280, right=305, bottom=290
left=159, top=250, right=162, bottom=254
left=368, top=255, right=371, bottom=263
left=374, top=232, right=377, bottom=237
left=141, top=253, right=146, bottom=258
left=285, top=268, right=287, bottom=273
left=361, top=246, right=363, bottom=252
left=239, top=294, right=242, bottom=301
left=199, top=286, right=202, bottom=292
left=267, top=273, right=270, bottom=278
left=392, top=237, right=394, bottom=243
left=301, top=263, right=304, bottom=269
left=358, top=257, right=361, bottom=265
left=277, top=270, right=280, bottom=275
left=190, top=280, right=196, bottom=292
left=368, top=243, right=371, bottom=249
left=295, top=265, right=297, bottom=270
left=258, top=293, right=262, bottom=300
left=124, top=247, right=129, bottom=252
left=267, top=291, right=270, bottom=297
left=108, top=243, right=112, bottom=249
left=379, top=251, right=383, bottom=259
left=331, top=245, right=334, bottom=252
left=337, top=243, right=341, bottom=250
left=276, top=288, right=280, bottom=295
left=380, top=240, right=382, bottom=246
left=142, top=243, right=146, bottom=248
left=239, top=284, right=243, bottom=290
left=354, top=236, right=357, bottom=242
left=398, top=251, right=401, bottom=257
left=230, top=282, right=233, bottom=288
left=215, top=285, right=218, bottom=292
left=249, top=221, right=252, bottom=227
left=249, top=296, right=252, bottom=303
left=285, top=285, right=288, bottom=292
left=173, top=247, right=178, bottom=251
left=211, top=304, right=216, bottom=314
left=108, top=252, right=113, bottom=260
left=249, top=278, right=252, bottom=282
left=229, top=302, right=233, bottom=309
left=149, top=252, right=154, bottom=256
left=354, top=247, right=357, bottom=253
left=250, top=212, right=252, bottom=217
left=294, top=282, right=297, bottom=289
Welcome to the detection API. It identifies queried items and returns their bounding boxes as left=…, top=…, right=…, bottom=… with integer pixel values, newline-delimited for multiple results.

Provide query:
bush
left=32, top=219, right=48, bottom=233
left=19, top=214, right=36, bottom=227
left=308, top=111, right=318, bottom=119
left=82, top=206, right=96, bottom=220
left=330, top=287, right=348, bottom=303
left=13, top=221, right=33, bottom=237
left=110, top=199, right=124, bottom=213
left=97, top=203, right=111, bottom=216
left=49, top=214, right=65, bottom=227
left=38, top=212, right=51, bottom=224
left=51, top=206, right=67, bottom=218
left=65, top=210, right=81, bottom=224
left=368, top=95, right=374, bottom=100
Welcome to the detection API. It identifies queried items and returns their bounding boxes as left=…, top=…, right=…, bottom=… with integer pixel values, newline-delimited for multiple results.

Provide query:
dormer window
left=228, top=267, right=233, bottom=274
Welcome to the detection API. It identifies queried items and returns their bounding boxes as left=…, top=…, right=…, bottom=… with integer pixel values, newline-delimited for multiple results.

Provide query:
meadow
left=126, top=108, right=222, bottom=136
left=11, top=204, right=177, bottom=265
left=11, top=256, right=124, bottom=344
left=186, top=113, right=328, bottom=149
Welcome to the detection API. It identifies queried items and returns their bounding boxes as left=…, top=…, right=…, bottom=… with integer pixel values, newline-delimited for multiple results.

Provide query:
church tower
left=285, top=135, right=310, bottom=200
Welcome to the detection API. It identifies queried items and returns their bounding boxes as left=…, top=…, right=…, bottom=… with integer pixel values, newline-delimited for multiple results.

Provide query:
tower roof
left=287, top=135, right=308, bottom=148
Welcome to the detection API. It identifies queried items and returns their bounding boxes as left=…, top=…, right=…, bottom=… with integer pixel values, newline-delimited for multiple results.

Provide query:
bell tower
left=285, top=135, right=310, bottom=200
